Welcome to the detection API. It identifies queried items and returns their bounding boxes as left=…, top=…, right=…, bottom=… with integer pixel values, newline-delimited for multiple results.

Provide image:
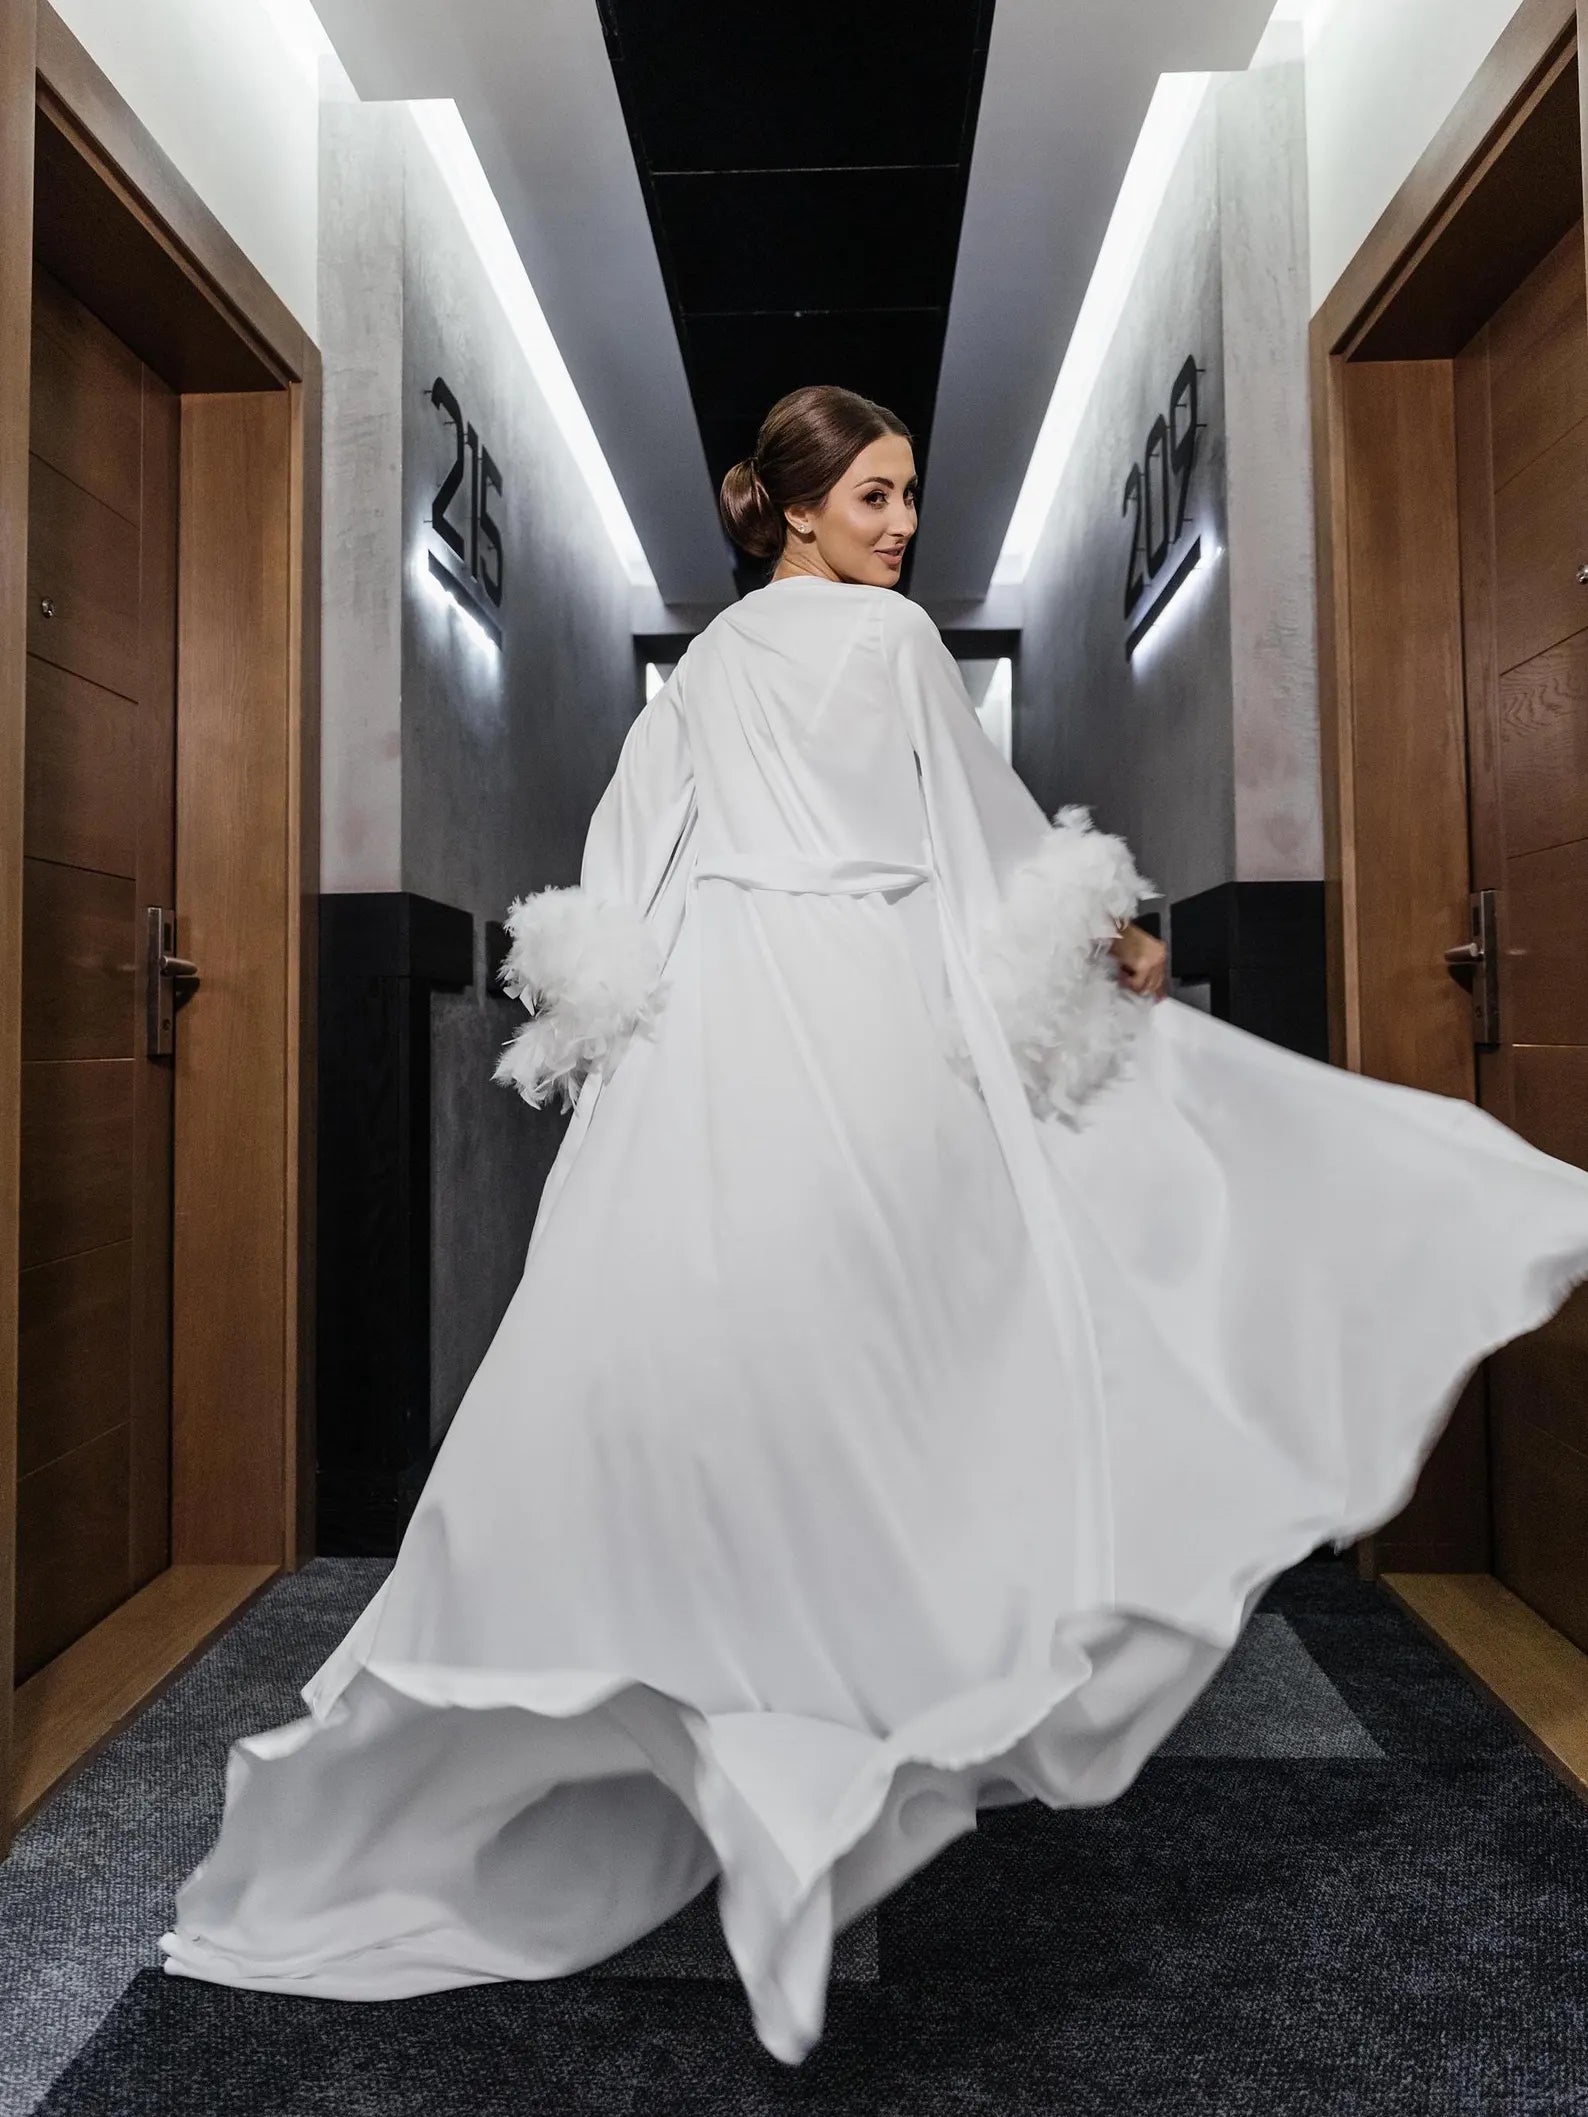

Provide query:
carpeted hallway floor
left=3, top=1559, right=1586, bottom=2115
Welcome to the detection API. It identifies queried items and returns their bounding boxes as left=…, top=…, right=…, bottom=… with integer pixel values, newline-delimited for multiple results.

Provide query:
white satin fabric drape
left=160, top=579, right=1588, bottom=2064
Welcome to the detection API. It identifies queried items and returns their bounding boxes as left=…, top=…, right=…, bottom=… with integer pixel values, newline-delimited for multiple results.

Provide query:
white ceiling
left=315, top=0, right=1277, bottom=619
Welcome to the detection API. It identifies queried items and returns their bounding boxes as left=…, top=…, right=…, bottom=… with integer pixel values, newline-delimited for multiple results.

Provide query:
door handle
left=146, top=906, right=200, bottom=1057
left=1442, top=887, right=1499, bottom=1048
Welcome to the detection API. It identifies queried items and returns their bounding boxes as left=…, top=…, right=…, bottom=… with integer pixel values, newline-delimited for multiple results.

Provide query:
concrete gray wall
left=321, top=101, right=405, bottom=898
left=1221, top=61, right=1322, bottom=882
left=320, top=101, right=639, bottom=1444
left=1015, top=59, right=1318, bottom=916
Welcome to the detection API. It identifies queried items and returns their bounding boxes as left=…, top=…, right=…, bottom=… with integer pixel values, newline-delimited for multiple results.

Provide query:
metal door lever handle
left=1443, top=889, right=1498, bottom=1046
left=146, top=908, right=200, bottom=1056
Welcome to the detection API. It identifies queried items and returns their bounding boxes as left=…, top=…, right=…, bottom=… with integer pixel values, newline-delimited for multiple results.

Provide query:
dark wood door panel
left=18, top=1061, right=134, bottom=1270
left=1512, top=1043, right=1588, bottom=1167
left=13, top=1426, right=131, bottom=1682
left=1341, top=359, right=1473, bottom=1099
left=17, top=231, right=180, bottom=1682
left=1469, top=219, right=1588, bottom=1644
left=130, top=373, right=177, bottom=1589
left=1368, top=1371, right=1492, bottom=1572
left=1499, top=629, right=1588, bottom=856
left=1488, top=223, right=1588, bottom=491
left=1490, top=1284, right=1588, bottom=1459
left=25, top=452, right=139, bottom=698
left=1494, top=412, right=1588, bottom=674
left=1504, top=835, right=1588, bottom=1046
left=22, top=656, right=137, bottom=874
left=21, top=857, right=137, bottom=1061
left=1491, top=1411, right=1588, bottom=1654
left=17, top=1243, right=133, bottom=1479
left=29, top=265, right=142, bottom=523
left=171, top=391, right=290, bottom=1566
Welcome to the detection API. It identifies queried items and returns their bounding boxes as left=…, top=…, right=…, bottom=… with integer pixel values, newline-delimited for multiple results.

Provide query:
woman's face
left=780, top=434, right=919, bottom=587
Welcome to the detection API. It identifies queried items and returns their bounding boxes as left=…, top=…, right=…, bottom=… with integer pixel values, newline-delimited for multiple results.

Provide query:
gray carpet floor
left=0, top=1558, right=1384, bottom=2114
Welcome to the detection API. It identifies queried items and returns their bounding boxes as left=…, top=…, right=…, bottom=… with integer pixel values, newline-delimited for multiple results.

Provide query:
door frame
left=1313, top=0, right=1583, bottom=1081
left=1312, top=0, right=1588, bottom=1791
left=0, top=2, right=320, bottom=1845
left=1313, top=0, right=1583, bottom=1572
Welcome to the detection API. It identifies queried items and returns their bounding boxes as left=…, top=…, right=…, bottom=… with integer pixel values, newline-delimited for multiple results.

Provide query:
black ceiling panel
left=599, top=3, right=990, bottom=173
left=653, top=169, right=964, bottom=315
left=689, top=311, right=945, bottom=432
left=597, top=0, right=996, bottom=593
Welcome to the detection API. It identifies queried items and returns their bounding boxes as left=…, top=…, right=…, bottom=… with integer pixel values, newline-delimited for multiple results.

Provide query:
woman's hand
left=1108, top=921, right=1167, bottom=1000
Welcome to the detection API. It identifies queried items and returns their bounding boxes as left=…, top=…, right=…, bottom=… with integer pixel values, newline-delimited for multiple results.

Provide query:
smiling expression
left=774, top=434, right=919, bottom=587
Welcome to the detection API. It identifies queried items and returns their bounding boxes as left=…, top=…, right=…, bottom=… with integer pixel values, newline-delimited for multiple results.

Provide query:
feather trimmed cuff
left=949, top=804, right=1157, bottom=1122
left=491, top=885, right=668, bottom=1112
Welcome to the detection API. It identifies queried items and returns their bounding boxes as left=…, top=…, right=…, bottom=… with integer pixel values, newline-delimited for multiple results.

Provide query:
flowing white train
left=160, top=579, right=1588, bottom=2064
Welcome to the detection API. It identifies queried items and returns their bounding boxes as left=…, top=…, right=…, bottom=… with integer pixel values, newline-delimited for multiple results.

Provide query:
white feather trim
left=491, top=885, right=667, bottom=1112
left=947, top=804, right=1157, bottom=1122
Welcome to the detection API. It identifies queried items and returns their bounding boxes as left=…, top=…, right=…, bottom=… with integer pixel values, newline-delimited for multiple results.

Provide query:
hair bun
left=718, top=457, right=783, bottom=560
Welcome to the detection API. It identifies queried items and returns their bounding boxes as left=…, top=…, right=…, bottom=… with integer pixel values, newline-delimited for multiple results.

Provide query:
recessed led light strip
left=993, top=72, right=1213, bottom=588
left=256, top=0, right=657, bottom=593
left=410, top=100, right=656, bottom=593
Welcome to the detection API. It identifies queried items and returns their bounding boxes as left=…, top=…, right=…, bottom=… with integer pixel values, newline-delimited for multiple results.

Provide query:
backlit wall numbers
left=426, top=375, right=504, bottom=646
left=1121, top=354, right=1205, bottom=658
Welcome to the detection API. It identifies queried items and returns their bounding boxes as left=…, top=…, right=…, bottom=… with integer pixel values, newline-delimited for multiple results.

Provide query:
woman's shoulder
left=711, top=580, right=940, bottom=636
left=874, top=591, right=942, bottom=645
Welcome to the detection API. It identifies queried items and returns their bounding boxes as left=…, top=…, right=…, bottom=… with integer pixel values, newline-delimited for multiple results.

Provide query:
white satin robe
left=160, top=577, right=1588, bottom=2063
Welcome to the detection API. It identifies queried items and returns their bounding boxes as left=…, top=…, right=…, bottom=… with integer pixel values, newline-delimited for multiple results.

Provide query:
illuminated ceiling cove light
left=992, top=72, right=1212, bottom=588
left=410, top=100, right=656, bottom=593
left=1251, top=0, right=1329, bottom=63
left=976, top=657, right=1013, bottom=764
left=1273, top=0, right=1338, bottom=44
left=258, top=0, right=336, bottom=83
left=644, top=663, right=666, bottom=701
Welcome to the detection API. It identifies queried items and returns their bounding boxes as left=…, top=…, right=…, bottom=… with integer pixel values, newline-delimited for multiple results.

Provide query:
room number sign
left=426, top=374, right=504, bottom=647
left=1121, top=353, right=1204, bottom=658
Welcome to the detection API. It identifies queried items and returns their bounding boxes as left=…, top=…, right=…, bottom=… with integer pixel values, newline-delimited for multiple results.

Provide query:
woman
left=160, top=386, right=1588, bottom=2065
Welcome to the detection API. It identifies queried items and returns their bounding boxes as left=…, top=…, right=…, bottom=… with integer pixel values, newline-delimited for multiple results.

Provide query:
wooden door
left=16, top=266, right=177, bottom=1681
left=1457, top=222, right=1588, bottom=1650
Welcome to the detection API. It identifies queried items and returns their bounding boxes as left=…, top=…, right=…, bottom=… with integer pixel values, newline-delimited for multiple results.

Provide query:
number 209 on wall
left=1122, top=353, right=1201, bottom=624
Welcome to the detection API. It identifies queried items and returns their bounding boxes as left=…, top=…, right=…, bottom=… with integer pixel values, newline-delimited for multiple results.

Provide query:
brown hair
left=718, top=384, right=912, bottom=561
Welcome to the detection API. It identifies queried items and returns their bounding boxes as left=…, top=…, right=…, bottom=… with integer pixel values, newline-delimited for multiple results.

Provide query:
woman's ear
left=785, top=511, right=815, bottom=543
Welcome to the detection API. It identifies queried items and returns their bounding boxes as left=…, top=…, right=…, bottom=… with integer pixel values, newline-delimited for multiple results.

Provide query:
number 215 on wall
left=430, top=375, right=504, bottom=607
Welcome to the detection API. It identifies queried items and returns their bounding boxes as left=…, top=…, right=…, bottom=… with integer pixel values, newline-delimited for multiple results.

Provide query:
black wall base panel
left=317, top=892, right=473, bottom=1556
left=1169, top=880, right=1328, bottom=1061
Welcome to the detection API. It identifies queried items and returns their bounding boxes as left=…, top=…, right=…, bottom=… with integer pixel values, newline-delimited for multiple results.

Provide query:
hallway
left=4, top=1559, right=1586, bottom=2114
left=3, top=0, right=1588, bottom=2105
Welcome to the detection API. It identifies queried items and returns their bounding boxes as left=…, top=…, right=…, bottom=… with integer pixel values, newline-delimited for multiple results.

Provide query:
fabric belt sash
left=689, top=852, right=934, bottom=895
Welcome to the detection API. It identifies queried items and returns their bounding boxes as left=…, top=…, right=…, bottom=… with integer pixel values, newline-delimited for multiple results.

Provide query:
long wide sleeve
left=493, top=667, right=697, bottom=1111
left=882, top=594, right=1156, bottom=1121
